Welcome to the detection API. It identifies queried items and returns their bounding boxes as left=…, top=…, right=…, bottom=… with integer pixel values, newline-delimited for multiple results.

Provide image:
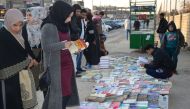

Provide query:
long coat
left=84, top=21, right=100, bottom=65
left=0, top=27, right=37, bottom=109
left=41, top=23, right=79, bottom=109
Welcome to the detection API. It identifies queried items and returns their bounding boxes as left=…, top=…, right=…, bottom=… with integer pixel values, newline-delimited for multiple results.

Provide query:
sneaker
left=85, top=64, right=92, bottom=69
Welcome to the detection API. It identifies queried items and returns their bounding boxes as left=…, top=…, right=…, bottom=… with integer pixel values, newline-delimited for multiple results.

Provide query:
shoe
left=76, top=74, right=82, bottom=77
left=77, top=69, right=86, bottom=72
left=76, top=72, right=82, bottom=77
left=87, top=65, right=92, bottom=69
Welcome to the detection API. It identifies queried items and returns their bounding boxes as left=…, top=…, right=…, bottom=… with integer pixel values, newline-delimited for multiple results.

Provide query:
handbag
left=39, top=50, right=51, bottom=91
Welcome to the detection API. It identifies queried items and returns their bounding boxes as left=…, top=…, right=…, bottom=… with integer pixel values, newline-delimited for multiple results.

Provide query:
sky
left=83, top=0, right=129, bottom=8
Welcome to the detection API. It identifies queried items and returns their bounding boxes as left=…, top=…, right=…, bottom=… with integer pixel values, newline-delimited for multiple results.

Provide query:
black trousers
left=146, top=68, right=173, bottom=79
left=62, top=96, right=70, bottom=109
left=0, top=74, right=23, bottom=109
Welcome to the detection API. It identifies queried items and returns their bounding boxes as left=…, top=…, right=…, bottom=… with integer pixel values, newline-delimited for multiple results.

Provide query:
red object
left=59, top=32, right=74, bottom=96
left=138, top=14, right=147, bottom=20
left=110, top=102, right=121, bottom=109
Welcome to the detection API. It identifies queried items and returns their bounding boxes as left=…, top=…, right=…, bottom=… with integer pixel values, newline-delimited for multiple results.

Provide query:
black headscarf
left=41, top=1, right=73, bottom=32
left=168, top=21, right=177, bottom=32
left=72, top=4, right=81, bottom=14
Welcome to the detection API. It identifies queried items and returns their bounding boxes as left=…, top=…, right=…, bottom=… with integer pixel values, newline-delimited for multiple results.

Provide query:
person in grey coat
left=41, top=1, right=79, bottom=109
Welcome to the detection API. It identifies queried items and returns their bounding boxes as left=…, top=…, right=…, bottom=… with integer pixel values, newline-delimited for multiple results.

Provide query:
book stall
left=80, top=56, right=172, bottom=109
left=129, top=0, right=157, bottom=49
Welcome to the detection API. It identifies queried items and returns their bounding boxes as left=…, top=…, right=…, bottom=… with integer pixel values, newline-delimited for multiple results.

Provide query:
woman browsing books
left=41, top=1, right=79, bottom=109
left=0, top=9, right=37, bottom=109
left=84, top=12, right=101, bottom=68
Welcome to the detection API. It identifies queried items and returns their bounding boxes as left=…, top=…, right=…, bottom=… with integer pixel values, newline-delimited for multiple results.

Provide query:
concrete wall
left=169, top=13, right=190, bottom=45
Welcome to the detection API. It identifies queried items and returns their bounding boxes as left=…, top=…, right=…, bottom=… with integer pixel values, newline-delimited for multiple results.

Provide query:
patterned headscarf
left=27, top=7, right=47, bottom=48
left=27, top=6, right=47, bottom=23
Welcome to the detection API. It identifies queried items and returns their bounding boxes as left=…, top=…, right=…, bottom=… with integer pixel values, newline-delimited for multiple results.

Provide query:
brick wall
left=169, top=13, right=190, bottom=45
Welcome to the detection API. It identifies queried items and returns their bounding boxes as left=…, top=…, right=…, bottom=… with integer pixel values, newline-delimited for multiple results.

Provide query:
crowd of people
left=124, top=12, right=186, bottom=79
left=0, top=0, right=188, bottom=108
left=0, top=1, right=108, bottom=109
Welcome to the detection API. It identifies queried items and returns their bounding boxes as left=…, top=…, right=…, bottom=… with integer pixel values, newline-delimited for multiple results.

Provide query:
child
left=162, top=21, right=185, bottom=74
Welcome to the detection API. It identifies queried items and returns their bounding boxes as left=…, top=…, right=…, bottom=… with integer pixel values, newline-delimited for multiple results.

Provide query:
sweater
left=41, top=23, right=65, bottom=109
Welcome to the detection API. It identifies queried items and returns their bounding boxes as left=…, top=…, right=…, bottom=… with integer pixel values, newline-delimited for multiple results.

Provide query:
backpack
left=177, top=29, right=186, bottom=48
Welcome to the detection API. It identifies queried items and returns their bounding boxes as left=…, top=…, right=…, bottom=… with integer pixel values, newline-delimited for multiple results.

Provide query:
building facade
left=0, top=0, right=72, bottom=8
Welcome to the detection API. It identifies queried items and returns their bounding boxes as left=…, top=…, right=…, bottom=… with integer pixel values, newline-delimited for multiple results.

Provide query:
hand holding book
left=64, top=39, right=89, bottom=54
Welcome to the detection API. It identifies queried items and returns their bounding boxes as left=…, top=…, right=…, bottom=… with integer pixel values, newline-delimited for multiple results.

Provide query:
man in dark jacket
left=141, top=44, right=174, bottom=79
left=134, top=18, right=141, bottom=31
left=76, top=9, right=87, bottom=75
left=157, top=13, right=168, bottom=44
left=70, top=4, right=82, bottom=41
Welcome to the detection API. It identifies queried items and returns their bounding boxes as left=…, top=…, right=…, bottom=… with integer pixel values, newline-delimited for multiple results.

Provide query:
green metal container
left=130, top=31, right=154, bottom=49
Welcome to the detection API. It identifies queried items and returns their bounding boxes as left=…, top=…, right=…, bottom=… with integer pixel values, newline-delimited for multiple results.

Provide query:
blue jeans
left=76, top=52, right=83, bottom=71
left=159, top=33, right=165, bottom=45
left=126, top=29, right=130, bottom=40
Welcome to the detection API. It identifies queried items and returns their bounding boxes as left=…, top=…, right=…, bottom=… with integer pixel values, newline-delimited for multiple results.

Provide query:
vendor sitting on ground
left=141, top=44, right=174, bottom=79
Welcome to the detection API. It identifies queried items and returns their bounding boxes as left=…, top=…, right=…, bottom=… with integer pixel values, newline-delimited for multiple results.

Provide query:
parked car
left=105, top=24, right=112, bottom=31
left=104, top=20, right=121, bottom=29
left=114, top=20, right=125, bottom=27
left=102, top=21, right=112, bottom=32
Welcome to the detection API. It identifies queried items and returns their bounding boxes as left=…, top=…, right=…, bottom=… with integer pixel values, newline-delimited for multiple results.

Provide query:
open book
left=66, top=39, right=89, bottom=54
left=137, top=57, right=149, bottom=66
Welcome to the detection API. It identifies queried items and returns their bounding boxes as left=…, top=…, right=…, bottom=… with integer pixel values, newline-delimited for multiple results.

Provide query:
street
left=1, top=0, right=190, bottom=109
left=36, top=28, right=190, bottom=109
left=73, top=28, right=190, bottom=109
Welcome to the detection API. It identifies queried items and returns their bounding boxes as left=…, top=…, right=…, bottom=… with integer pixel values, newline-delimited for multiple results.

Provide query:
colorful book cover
left=67, top=39, right=89, bottom=54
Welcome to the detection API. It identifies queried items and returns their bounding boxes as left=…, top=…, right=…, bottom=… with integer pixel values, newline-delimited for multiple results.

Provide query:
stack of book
left=99, top=56, right=110, bottom=69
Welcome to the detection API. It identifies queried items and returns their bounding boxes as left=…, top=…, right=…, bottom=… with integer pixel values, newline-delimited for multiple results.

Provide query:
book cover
left=67, top=39, right=89, bottom=54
